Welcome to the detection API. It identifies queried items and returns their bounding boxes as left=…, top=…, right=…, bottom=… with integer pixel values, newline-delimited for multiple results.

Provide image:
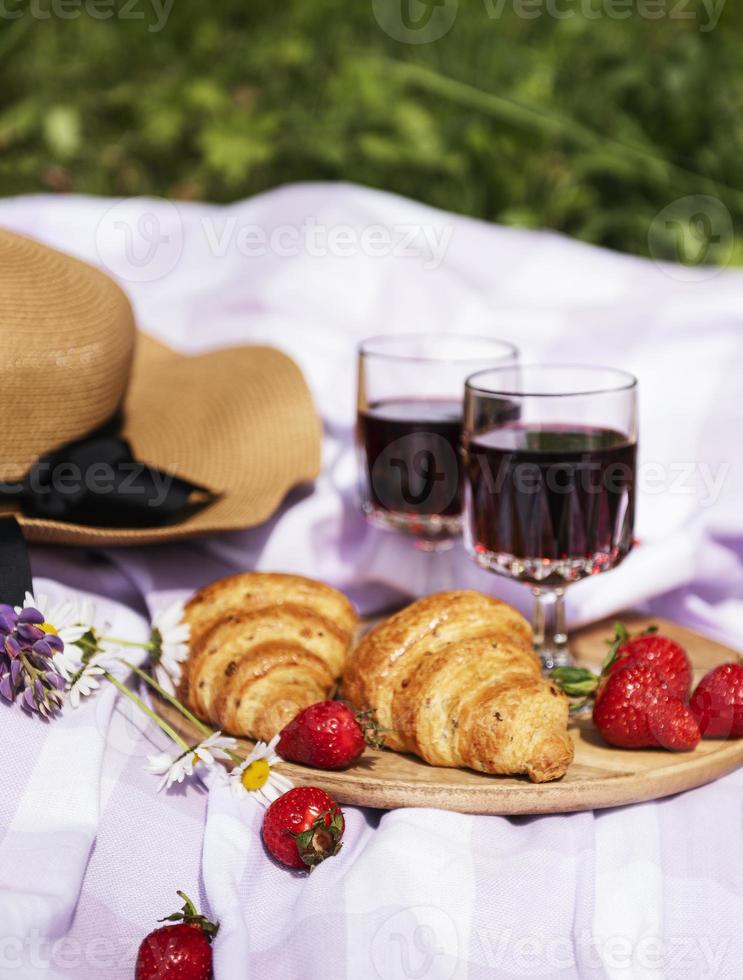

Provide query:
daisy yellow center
left=241, top=758, right=270, bottom=791
left=40, top=623, right=58, bottom=635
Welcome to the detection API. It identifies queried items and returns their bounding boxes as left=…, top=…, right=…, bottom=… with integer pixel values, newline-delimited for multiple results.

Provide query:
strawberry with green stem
left=553, top=622, right=692, bottom=706
left=135, top=892, right=218, bottom=980
left=553, top=623, right=700, bottom=751
left=277, top=700, right=384, bottom=770
left=262, top=786, right=345, bottom=870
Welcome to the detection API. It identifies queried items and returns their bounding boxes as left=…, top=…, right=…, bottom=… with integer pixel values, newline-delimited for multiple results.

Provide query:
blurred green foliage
left=1, top=0, right=742, bottom=262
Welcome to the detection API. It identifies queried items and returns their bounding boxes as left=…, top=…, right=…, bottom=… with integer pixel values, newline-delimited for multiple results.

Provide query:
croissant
left=179, top=572, right=357, bottom=741
left=343, top=591, right=573, bottom=782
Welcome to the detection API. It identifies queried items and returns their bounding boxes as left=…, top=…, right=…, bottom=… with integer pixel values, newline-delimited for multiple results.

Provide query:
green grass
left=1, top=0, right=741, bottom=263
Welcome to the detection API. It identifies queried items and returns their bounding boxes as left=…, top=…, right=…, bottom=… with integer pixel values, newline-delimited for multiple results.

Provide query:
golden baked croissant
left=179, top=572, right=357, bottom=740
left=343, top=591, right=573, bottom=782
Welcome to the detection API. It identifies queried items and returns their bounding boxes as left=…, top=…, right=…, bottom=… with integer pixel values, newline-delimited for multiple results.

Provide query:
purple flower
left=0, top=611, right=16, bottom=635
left=32, top=639, right=53, bottom=658
left=47, top=672, right=66, bottom=691
left=0, top=674, right=13, bottom=701
left=17, top=623, right=44, bottom=643
left=0, top=606, right=65, bottom=716
left=18, top=608, right=44, bottom=625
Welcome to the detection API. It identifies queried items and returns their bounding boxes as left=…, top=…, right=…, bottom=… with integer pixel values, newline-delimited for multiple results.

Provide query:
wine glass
left=356, top=334, right=519, bottom=552
left=462, top=364, right=638, bottom=669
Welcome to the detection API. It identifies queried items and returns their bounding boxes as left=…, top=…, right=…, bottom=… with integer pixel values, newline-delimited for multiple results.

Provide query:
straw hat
left=0, top=229, right=322, bottom=545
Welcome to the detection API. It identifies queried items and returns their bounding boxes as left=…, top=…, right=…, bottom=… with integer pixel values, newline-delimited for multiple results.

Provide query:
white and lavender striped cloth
left=1, top=184, right=742, bottom=978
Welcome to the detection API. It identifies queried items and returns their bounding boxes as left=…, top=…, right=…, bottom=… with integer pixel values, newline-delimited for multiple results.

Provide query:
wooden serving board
left=154, top=615, right=743, bottom=815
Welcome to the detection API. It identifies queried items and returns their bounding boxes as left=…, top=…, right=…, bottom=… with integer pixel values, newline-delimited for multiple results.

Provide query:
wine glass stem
left=532, top=587, right=571, bottom=670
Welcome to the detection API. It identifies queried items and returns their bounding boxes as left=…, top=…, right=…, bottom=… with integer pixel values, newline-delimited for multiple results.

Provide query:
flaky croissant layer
left=179, top=572, right=357, bottom=742
left=344, top=591, right=574, bottom=783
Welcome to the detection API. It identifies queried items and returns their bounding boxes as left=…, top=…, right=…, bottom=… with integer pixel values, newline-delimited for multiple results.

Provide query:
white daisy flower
left=226, top=734, right=294, bottom=806
left=21, top=591, right=96, bottom=680
left=67, top=663, right=106, bottom=710
left=146, top=749, right=196, bottom=792
left=150, top=599, right=190, bottom=695
left=146, top=731, right=236, bottom=792
left=191, top=730, right=237, bottom=766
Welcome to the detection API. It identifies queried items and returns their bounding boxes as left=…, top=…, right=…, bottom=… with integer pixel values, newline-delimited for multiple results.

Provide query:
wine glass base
left=414, top=538, right=455, bottom=553
left=361, top=502, right=461, bottom=550
left=469, top=545, right=624, bottom=587
left=537, top=648, right=573, bottom=672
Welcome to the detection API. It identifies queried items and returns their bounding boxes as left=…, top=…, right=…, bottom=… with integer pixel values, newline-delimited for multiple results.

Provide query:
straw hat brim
left=2, top=333, right=322, bottom=546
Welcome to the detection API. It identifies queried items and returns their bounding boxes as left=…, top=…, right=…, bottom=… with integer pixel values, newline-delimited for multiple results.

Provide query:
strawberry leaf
left=294, top=809, right=344, bottom=870
left=354, top=705, right=386, bottom=749
left=602, top=621, right=660, bottom=673
left=158, top=891, right=219, bottom=941
left=554, top=621, right=664, bottom=706
left=551, top=667, right=600, bottom=698
left=601, top=622, right=630, bottom=671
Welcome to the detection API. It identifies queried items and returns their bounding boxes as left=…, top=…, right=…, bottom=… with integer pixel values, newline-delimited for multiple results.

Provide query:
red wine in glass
left=358, top=397, right=463, bottom=528
left=465, top=423, right=636, bottom=587
left=463, top=364, right=638, bottom=669
left=356, top=334, right=519, bottom=549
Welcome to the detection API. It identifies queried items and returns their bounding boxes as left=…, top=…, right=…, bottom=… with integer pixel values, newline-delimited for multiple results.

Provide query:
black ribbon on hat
left=0, top=421, right=217, bottom=529
left=0, top=426, right=216, bottom=605
left=0, top=516, right=32, bottom=607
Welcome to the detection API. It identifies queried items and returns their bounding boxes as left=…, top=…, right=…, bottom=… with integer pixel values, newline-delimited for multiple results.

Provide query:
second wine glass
left=356, top=333, right=519, bottom=551
left=462, top=364, right=638, bottom=668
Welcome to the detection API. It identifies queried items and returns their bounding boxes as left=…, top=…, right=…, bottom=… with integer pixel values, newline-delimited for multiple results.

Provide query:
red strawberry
left=593, top=661, right=700, bottom=751
left=690, top=663, right=743, bottom=738
left=609, top=631, right=692, bottom=702
left=135, top=892, right=218, bottom=980
left=277, top=700, right=382, bottom=770
left=262, top=786, right=344, bottom=870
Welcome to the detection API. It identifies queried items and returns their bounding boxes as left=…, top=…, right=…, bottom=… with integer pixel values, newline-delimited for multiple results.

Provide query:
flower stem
left=119, top=659, right=212, bottom=737
left=103, top=671, right=190, bottom=752
left=20, top=653, right=40, bottom=684
left=116, top=661, right=243, bottom=765
left=100, top=636, right=155, bottom=651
